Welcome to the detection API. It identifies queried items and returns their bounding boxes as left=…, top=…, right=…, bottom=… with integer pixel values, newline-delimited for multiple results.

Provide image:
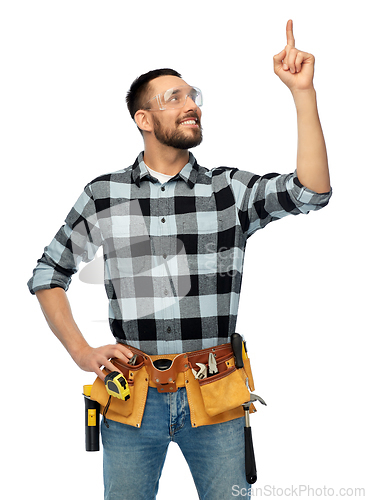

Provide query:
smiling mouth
left=179, top=119, right=199, bottom=127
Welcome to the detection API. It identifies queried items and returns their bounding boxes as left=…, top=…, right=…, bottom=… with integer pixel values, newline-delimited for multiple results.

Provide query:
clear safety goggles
left=143, top=85, right=203, bottom=111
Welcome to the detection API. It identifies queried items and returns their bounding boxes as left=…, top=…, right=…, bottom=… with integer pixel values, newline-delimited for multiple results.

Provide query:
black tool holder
left=83, top=386, right=100, bottom=452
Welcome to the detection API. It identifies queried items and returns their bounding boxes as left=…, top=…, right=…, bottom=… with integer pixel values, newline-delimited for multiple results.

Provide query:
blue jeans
left=101, top=386, right=252, bottom=499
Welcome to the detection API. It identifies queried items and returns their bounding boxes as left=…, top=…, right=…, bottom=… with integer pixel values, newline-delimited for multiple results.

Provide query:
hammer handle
left=244, top=426, right=257, bottom=484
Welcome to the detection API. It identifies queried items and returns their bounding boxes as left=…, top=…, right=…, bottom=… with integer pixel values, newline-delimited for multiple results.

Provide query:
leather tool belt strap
left=90, top=341, right=256, bottom=429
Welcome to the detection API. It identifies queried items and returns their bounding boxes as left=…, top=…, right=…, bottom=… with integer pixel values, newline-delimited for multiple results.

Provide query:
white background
left=1, top=0, right=365, bottom=498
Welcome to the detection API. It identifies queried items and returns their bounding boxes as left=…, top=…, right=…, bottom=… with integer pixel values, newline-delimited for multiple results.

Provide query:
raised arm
left=273, top=19, right=331, bottom=194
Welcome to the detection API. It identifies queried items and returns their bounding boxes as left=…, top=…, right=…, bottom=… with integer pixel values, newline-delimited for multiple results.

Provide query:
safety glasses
left=143, top=85, right=203, bottom=111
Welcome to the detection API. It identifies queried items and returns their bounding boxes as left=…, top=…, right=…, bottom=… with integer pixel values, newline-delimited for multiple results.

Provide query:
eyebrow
left=165, top=88, right=181, bottom=97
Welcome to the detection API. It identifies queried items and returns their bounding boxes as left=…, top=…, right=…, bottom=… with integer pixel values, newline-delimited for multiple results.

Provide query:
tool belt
left=90, top=341, right=256, bottom=428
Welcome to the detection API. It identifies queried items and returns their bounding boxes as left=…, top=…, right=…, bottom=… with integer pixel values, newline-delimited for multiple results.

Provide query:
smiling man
left=135, top=75, right=203, bottom=150
left=28, top=20, right=331, bottom=500
left=130, top=71, right=204, bottom=174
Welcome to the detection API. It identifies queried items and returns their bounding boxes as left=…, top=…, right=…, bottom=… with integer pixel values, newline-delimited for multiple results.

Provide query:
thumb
left=273, top=48, right=287, bottom=72
left=273, top=48, right=287, bottom=64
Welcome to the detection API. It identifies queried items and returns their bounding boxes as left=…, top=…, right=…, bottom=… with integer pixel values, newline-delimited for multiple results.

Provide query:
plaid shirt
left=28, top=151, right=332, bottom=355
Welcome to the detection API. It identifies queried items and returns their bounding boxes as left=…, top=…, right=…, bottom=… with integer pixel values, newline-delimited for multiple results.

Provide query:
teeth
left=181, top=120, right=196, bottom=125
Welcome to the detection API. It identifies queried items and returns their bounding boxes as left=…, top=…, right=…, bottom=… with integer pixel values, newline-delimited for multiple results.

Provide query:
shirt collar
left=131, top=151, right=198, bottom=189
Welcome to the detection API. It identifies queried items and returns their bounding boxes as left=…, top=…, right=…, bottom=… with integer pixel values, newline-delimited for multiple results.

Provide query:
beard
left=151, top=114, right=203, bottom=150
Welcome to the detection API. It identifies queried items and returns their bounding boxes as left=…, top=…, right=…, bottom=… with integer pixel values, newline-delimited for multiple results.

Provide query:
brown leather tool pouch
left=144, top=353, right=188, bottom=393
left=89, top=342, right=256, bottom=429
left=196, top=354, right=250, bottom=417
left=199, top=365, right=250, bottom=417
left=184, top=343, right=253, bottom=427
left=90, top=354, right=149, bottom=428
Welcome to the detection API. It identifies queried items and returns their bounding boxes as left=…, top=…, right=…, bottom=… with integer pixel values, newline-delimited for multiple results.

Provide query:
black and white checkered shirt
left=28, top=151, right=332, bottom=355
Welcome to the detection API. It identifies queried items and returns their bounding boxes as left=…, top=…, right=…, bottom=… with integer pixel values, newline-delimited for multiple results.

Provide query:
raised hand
left=273, top=20, right=315, bottom=92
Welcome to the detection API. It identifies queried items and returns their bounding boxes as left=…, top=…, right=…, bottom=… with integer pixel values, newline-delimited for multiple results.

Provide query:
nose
left=182, top=95, right=201, bottom=116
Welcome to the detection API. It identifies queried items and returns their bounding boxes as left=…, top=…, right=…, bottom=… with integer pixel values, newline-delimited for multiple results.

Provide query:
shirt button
left=161, top=217, right=166, bottom=223
left=161, top=186, right=165, bottom=191
left=163, top=253, right=167, bottom=259
left=164, top=289, right=168, bottom=295
left=167, top=327, right=171, bottom=333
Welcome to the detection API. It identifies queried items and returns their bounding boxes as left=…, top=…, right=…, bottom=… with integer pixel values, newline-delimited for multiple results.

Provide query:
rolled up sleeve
left=230, top=169, right=332, bottom=238
left=27, top=183, right=102, bottom=295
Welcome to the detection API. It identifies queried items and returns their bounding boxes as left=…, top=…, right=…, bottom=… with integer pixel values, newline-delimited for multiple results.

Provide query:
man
left=28, top=20, right=331, bottom=500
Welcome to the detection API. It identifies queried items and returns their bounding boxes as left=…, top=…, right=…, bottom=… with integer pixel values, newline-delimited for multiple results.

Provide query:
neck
left=142, top=143, right=190, bottom=176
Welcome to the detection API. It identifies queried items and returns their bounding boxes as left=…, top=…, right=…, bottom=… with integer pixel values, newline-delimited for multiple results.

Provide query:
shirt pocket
left=105, top=219, right=151, bottom=276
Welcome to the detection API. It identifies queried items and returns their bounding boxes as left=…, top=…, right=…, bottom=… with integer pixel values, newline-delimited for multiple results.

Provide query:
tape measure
left=104, top=371, right=130, bottom=401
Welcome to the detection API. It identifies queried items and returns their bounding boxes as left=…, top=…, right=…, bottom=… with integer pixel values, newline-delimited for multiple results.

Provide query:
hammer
left=231, top=333, right=267, bottom=485
left=243, top=393, right=267, bottom=484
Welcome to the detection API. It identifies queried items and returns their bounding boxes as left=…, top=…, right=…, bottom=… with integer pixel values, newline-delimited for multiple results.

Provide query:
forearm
left=35, top=287, right=90, bottom=361
left=292, top=88, right=331, bottom=193
left=35, top=287, right=133, bottom=380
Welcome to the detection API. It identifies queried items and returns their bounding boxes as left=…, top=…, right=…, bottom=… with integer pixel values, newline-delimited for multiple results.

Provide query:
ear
left=134, top=110, right=153, bottom=133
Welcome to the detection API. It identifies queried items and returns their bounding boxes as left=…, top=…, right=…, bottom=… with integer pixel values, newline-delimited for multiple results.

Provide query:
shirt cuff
left=292, top=172, right=333, bottom=206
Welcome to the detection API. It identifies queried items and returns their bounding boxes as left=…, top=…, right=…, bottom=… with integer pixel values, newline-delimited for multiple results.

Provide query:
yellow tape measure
left=104, top=371, right=131, bottom=401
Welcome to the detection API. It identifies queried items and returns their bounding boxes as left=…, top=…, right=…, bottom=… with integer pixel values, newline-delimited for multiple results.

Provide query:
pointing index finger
left=286, top=19, right=295, bottom=47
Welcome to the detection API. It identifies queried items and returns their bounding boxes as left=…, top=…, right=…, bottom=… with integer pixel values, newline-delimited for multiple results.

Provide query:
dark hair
left=126, top=68, right=182, bottom=135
